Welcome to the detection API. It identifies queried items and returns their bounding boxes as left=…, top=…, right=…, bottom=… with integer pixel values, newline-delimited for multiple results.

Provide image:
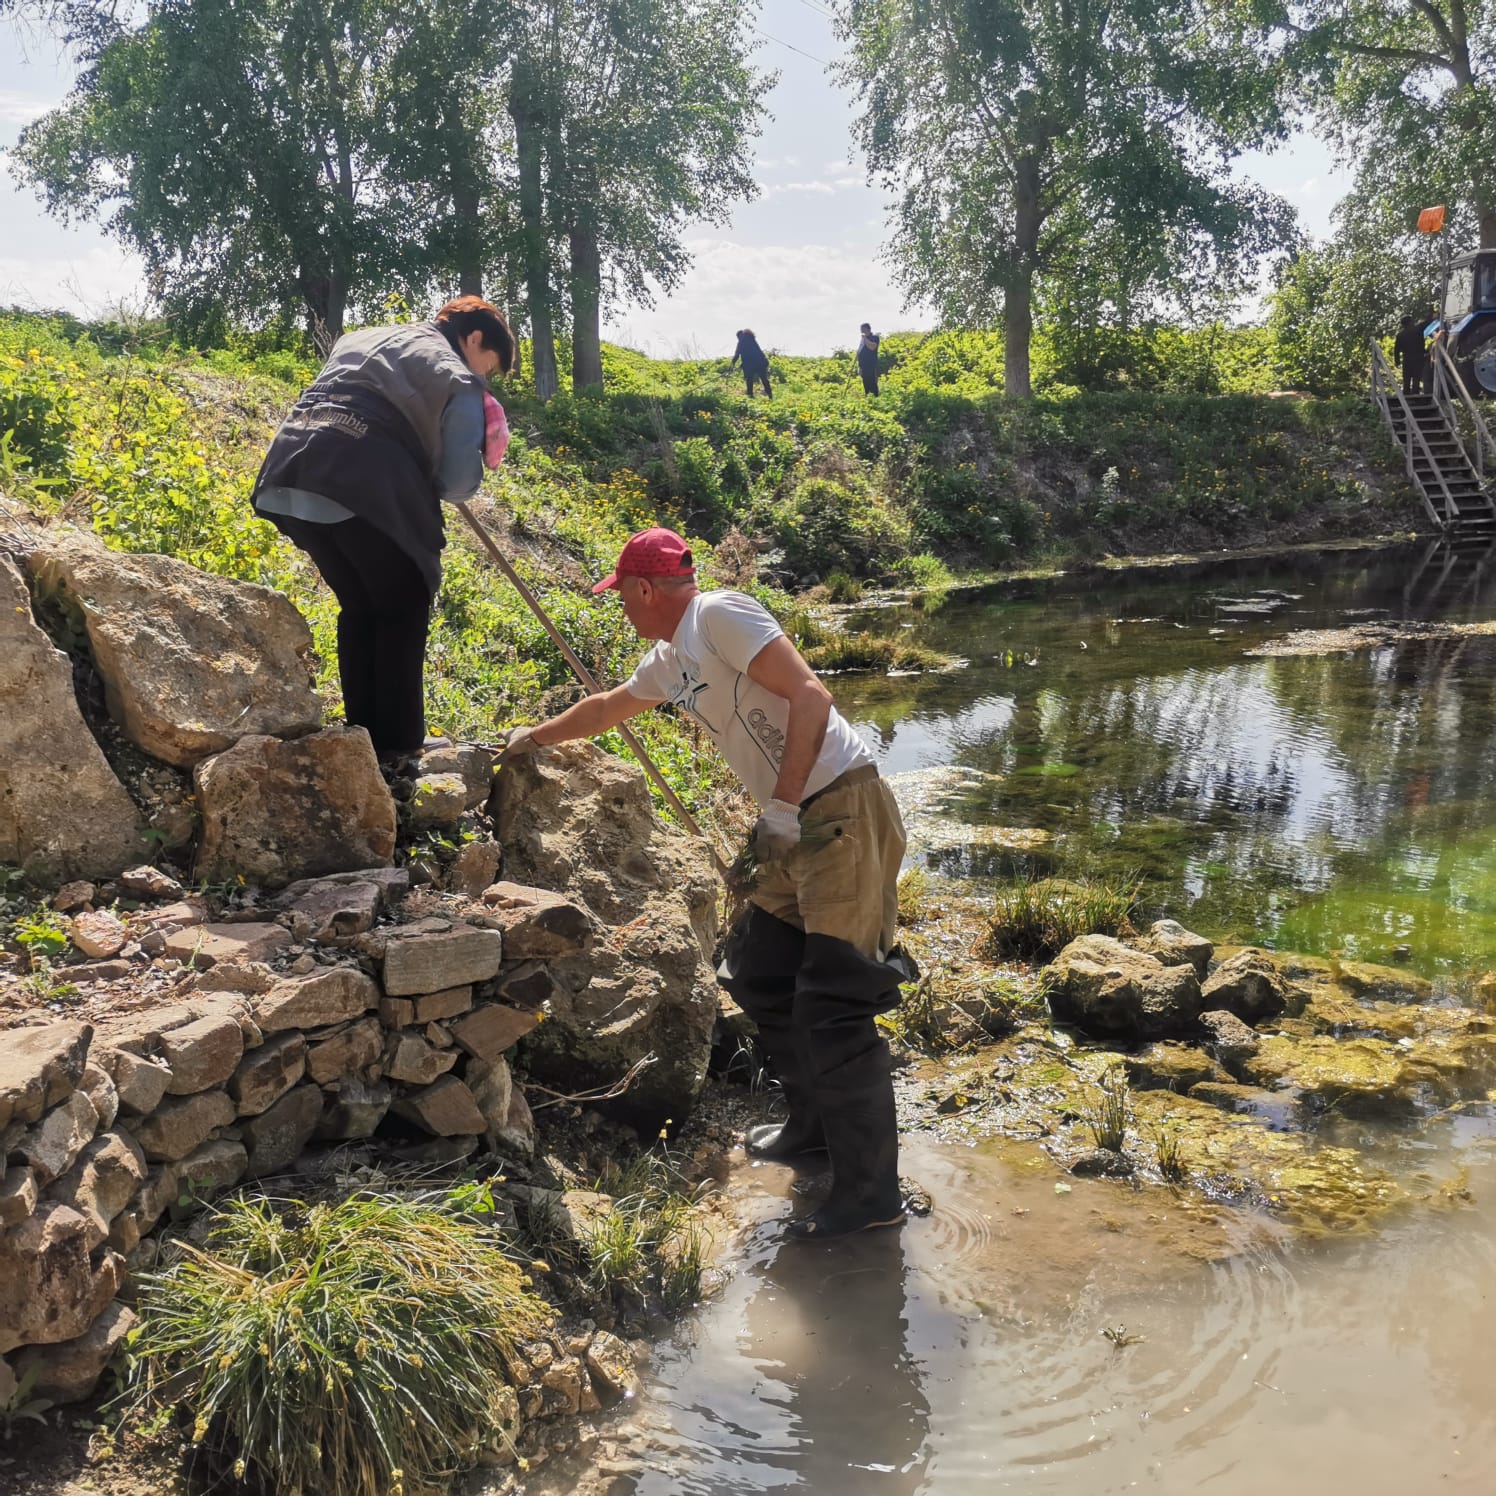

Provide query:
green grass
left=123, top=1192, right=551, bottom=1496
left=804, top=632, right=949, bottom=674
left=1085, top=1065, right=1131, bottom=1152
left=981, top=874, right=1145, bottom=964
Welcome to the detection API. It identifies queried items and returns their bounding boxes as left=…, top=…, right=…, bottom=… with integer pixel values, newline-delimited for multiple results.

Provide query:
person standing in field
left=856, top=323, right=881, bottom=395
left=503, top=526, right=917, bottom=1239
left=730, top=329, right=773, bottom=397
left=250, top=296, right=515, bottom=768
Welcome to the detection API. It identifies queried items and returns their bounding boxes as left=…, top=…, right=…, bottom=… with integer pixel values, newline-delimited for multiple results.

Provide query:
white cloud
left=603, top=237, right=934, bottom=357
left=0, top=243, right=152, bottom=318
left=0, top=88, right=59, bottom=128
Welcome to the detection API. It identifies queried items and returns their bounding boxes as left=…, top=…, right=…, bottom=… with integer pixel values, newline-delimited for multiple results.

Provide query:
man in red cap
left=505, top=526, right=915, bottom=1238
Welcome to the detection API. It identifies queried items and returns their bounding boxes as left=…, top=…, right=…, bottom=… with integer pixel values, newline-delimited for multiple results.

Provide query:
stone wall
left=0, top=870, right=613, bottom=1407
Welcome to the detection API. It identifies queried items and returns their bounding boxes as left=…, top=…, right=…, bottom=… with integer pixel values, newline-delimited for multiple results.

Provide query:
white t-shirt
left=624, top=591, right=874, bottom=808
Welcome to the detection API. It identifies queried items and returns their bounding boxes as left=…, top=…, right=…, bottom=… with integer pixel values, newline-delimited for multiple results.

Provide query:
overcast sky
left=0, top=0, right=1354, bottom=356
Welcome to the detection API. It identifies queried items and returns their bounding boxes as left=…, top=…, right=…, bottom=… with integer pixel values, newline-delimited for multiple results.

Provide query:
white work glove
left=752, top=799, right=802, bottom=861
left=501, top=725, right=539, bottom=761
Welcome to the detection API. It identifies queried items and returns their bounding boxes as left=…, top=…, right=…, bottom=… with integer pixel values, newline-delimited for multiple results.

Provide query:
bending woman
left=251, top=296, right=516, bottom=766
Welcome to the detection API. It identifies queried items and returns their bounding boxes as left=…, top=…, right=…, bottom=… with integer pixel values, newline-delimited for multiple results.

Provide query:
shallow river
left=838, top=536, right=1496, bottom=989
left=527, top=540, right=1496, bottom=1496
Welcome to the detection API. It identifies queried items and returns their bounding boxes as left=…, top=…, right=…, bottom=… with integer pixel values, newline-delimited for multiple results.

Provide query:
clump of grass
left=123, top=1192, right=551, bottom=1496
left=981, top=873, right=1144, bottom=963
left=823, top=569, right=865, bottom=603
left=804, top=631, right=948, bottom=673
left=1153, top=1124, right=1188, bottom=1182
left=1085, top=1065, right=1131, bottom=1152
left=879, top=966, right=1043, bottom=1055
left=897, top=866, right=932, bottom=926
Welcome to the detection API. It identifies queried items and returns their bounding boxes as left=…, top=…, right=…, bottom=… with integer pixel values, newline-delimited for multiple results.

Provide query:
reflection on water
left=599, top=1136, right=1496, bottom=1495
left=833, top=539, right=1496, bottom=984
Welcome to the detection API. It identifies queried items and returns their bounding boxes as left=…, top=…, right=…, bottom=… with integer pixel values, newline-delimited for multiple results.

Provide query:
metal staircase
left=1371, top=339, right=1496, bottom=530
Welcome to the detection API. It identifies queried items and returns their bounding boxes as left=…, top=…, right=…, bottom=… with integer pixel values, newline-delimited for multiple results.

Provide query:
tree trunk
left=454, top=180, right=484, bottom=297
left=570, top=222, right=604, bottom=390
left=1005, top=153, right=1042, bottom=399
left=299, top=269, right=346, bottom=354
left=509, top=73, right=558, bottom=401
left=1481, top=204, right=1496, bottom=250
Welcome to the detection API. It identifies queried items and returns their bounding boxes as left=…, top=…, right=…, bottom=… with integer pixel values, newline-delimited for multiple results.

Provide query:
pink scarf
left=482, top=391, right=510, bottom=469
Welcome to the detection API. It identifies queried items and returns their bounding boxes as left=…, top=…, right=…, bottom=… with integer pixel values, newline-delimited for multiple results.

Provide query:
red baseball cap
left=592, top=527, right=696, bottom=594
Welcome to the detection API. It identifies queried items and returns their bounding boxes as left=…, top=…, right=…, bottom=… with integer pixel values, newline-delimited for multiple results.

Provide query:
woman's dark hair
left=435, top=295, right=517, bottom=375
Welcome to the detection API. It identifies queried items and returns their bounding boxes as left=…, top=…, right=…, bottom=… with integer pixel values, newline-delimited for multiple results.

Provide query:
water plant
left=122, top=1191, right=551, bottom=1496
left=981, top=873, right=1144, bottom=963
left=1085, top=1065, right=1131, bottom=1152
left=896, top=866, right=932, bottom=925
left=1154, top=1123, right=1189, bottom=1182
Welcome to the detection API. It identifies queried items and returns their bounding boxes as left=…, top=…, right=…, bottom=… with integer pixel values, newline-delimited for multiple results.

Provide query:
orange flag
left=1418, top=205, right=1447, bottom=233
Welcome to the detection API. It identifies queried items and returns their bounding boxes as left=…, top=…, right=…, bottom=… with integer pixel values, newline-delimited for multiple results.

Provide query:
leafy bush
left=773, top=475, right=914, bottom=580
left=125, top=1192, right=551, bottom=1496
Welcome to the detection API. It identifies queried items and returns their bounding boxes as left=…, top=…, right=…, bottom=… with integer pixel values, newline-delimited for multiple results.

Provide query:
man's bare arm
left=745, top=636, right=833, bottom=807
left=528, top=684, right=660, bottom=745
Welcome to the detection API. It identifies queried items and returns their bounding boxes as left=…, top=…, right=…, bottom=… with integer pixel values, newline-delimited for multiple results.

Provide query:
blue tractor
left=1440, top=249, right=1496, bottom=396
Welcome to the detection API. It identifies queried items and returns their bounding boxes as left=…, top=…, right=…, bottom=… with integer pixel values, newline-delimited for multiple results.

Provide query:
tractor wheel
left=1457, top=320, right=1496, bottom=398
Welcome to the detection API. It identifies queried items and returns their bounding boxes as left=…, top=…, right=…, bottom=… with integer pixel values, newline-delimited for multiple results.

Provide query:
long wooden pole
left=455, top=502, right=731, bottom=880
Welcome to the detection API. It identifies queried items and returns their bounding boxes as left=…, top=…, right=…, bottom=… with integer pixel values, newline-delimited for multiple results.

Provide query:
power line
left=756, top=27, right=830, bottom=65
left=794, top=0, right=837, bottom=19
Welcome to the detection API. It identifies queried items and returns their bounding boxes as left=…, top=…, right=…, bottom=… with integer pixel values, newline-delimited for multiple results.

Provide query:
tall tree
left=505, top=0, right=769, bottom=394
left=1286, top=0, right=1496, bottom=248
left=14, top=0, right=512, bottom=341
left=839, top=0, right=1291, bottom=396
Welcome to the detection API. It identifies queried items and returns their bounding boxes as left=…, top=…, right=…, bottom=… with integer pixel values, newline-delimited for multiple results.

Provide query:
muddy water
left=598, top=1133, right=1496, bottom=1495
left=833, top=537, right=1496, bottom=989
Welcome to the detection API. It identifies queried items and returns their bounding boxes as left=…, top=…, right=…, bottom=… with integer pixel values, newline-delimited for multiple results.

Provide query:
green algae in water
left=837, top=541, right=1496, bottom=987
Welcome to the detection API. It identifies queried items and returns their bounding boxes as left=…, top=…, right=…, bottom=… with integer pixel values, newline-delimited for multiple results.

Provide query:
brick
left=450, top=1003, right=540, bottom=1061
left=382, top=925, right=502, bottom=996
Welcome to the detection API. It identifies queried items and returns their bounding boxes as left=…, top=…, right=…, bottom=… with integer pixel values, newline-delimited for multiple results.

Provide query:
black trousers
left=745, top=367, right=772, bottom=397
left=276, top=514, right=433, bottom=755
left=861, top=370, right=880, bottom=395
left=1402, top=361, right=1426, bottom=394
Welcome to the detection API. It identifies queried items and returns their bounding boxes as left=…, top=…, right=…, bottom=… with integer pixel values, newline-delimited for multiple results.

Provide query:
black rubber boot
left=718, top=908, right=827, bottom=1158
left=786, top=936, right=916, bottom=1241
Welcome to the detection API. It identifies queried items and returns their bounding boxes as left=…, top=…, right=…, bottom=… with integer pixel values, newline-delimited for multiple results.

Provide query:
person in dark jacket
left=856, top=323, right=881, bottom=395
left=251, top=296, right=516, bottom=764
left=730, top=329, right=772, bottom=397
left=1394, top=314, right=1427, bottom=395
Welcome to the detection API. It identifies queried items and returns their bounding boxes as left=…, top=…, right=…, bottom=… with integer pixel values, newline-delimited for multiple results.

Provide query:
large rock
left=0, top=1022, right=93, bottom=1131
left=241, top=1085, right=322, bottom=1177
left=0, top=1204, right=124, bottom=1353
left=1196, top=1009, right=1262, bottom=1078
left=194, top=726, right=396, bottom=887
left=29, top=530, right=322, bottom=768
left=18, top=1091, right=99, bottom=1186
left=131, top=1088, right=235, bottom=1161
left=158, top=1013, right=245, bottom=1095
left=252, top=966, right=380, bottom=1033
left=1045, top=934, right=1202, bottom=1041
left=392, top=1076, right=486, bottom=1136
left=229, top=1032, right=307, bottom=1115
left=14, top=1300, right=137, bottom=1403
left=1132, top=919, right=1214, bottom=979
left=383, top=923, right=504, bottom=995
left=479, top=881, right=601, bottom=959
left=305, top=1017, right=383, bottom=1084
left=44, top=1130, right=147, bottom=1248
left=0, top=555, right=143, bottom=880
left=1200, top=949, right=1292, bottom=1024
left=492, top=742, right=720, bottom=1126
